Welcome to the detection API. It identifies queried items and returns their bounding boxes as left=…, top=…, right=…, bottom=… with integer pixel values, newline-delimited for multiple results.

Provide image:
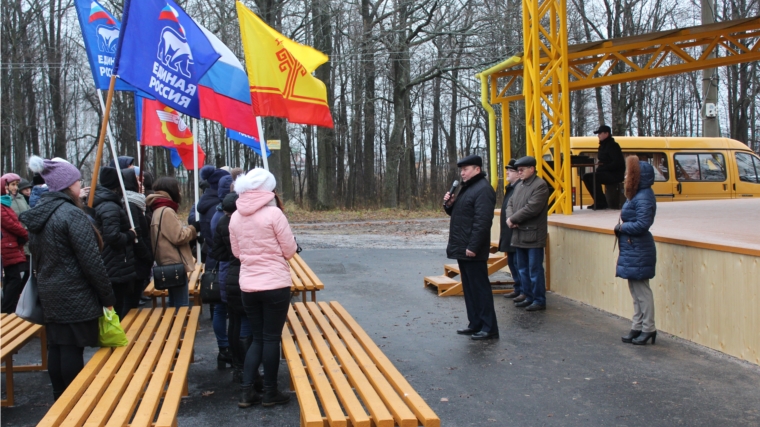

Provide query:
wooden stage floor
left=550, top=198, right=760, bottom=255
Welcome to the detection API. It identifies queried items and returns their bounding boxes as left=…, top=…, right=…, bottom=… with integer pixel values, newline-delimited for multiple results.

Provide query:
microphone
left=444, top=180, right=459, bottom=208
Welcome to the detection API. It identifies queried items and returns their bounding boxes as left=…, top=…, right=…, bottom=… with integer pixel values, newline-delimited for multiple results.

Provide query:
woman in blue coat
left=615, top=157, right=658, bottom=345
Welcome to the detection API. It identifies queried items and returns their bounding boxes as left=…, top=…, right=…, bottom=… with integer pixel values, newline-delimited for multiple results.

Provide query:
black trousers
left=1, top=263, right=27, bottom=314
left=241, top=287, right=290, bottom=389
left=48, top=344, right=85, bottom=399
left=458, top=260, right=498, bottom=333
left=582, top=171, right=620, bottom=207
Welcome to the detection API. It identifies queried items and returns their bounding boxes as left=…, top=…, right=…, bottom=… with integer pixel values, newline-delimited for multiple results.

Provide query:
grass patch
left=283, top=202, right=447, bottom=224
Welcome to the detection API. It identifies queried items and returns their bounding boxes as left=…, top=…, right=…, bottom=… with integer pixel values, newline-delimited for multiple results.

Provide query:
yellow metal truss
left=478, top=14, right=760, bottom=214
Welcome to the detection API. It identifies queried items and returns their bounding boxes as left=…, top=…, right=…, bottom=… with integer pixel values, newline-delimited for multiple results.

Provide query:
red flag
left=141, top=98, right=205, bottom=168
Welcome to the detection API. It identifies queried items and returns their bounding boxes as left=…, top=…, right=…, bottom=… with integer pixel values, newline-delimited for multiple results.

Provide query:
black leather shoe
left=632, top=331, right=657, bottom=345
left=621, top=329, right=642, bottom=343
left=525, top=303, right=546, bottom=312
left=471, top=331, right=499, bottom=340
left=513, top=294, right=528, bottom=303
left=456, top=327, right=479, bottom=335
left=515, top=300, right=533, bottom=308
left=503, top=291, right=520, bottom=299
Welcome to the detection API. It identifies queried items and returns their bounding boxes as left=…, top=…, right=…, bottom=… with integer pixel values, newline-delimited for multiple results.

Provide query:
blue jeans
left=515, top=247, right=546, bottom=306
left=506, top=251, right=521, bottom=295
left=213, top=303, right=229, bottom=348
left=168, top=282, right=189, bottom=307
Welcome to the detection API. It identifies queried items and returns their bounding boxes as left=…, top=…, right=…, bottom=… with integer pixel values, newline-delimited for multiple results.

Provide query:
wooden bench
left=289, top=253, right=324, bottom=303
left=282, top=301, right=440, bottom=427
left=36, top=306, right=200, bottom=427
left=1, top=313, right=47, bottom=407
left=143, top=264, right=204, bottom=307
left=424, top=251, right=515, bottom=297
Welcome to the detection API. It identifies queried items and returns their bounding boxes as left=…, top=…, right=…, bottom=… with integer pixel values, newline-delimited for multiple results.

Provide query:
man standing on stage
left=443, top=155, right=498, bottom=340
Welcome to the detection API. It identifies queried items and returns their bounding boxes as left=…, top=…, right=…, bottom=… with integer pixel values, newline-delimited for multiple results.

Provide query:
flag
left=194, top=21, right=260, bottom=138
left=139, top=96, right=205, bottom=168
left=114, top=0, right=221, bottom=118
left=74, top=0, right=140, bottom=92
left=135, top=94, right=182, bottom=168
left=236, top=1, right=334, bottom=128
left=226, top=129, right=270, bottom=157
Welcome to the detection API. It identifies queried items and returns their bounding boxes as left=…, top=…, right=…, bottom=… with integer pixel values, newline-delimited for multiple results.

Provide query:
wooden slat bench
left=424, top=252, right=514, bottom=297
left=143, top=264, right=204, bottom=307
left=1, top=313, right=47, bottom=407
left=289, top=253, right=325, bottom=303
left=282, top=301, right=440, bottom=427
left=36, top=306, right=201, bottom=427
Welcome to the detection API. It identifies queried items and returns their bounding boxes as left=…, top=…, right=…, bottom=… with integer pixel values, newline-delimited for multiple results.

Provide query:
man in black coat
left=582, top=125, right=625, bottom=209
left=499, top=159, right=523, bottom=299
left=443, top=155, right=498, bottom=340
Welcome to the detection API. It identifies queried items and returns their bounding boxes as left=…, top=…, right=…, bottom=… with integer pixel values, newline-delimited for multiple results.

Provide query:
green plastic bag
left=98, top=307, right=128, bottom=347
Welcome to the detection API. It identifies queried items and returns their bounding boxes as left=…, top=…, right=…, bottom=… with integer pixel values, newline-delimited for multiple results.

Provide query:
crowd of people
left=1, top=155, right=297, bottom=407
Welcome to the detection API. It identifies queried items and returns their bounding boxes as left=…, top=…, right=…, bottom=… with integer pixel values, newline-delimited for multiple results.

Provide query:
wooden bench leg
left=311, top=290, right=316, bottom=302
left=302, top=292, right=306, bottom=304
left=3, top=356, right=14, bottom=407
left=39, top=328, right=48, bottom=371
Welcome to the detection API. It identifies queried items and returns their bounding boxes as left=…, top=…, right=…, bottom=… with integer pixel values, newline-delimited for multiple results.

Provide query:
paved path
left=3, top=248, right=759, bottom=426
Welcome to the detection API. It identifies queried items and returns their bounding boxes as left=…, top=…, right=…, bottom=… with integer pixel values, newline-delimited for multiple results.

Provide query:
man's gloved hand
left=614, top=223, right=622, bottom=237
left=196, top=234, right=205, bottom=245
left=191, top=221, right=201, bottom=233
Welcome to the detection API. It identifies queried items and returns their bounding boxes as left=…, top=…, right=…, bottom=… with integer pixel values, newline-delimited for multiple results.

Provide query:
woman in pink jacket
left=229, top=168, right=297, bottom=408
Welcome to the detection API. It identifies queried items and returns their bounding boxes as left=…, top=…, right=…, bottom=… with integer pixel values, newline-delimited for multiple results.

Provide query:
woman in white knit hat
left=229, top=168, right=297, bottom=408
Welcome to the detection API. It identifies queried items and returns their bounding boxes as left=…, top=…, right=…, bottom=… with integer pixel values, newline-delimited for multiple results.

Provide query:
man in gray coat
left=506, top=156, right=550, bottom=311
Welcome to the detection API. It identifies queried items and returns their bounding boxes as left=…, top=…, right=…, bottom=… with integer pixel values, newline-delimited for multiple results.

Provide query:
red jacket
left=2, top=204, right=28, bottom=266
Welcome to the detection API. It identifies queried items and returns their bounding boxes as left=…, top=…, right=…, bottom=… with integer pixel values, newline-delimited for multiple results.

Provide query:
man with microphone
left=443, top=155, right=498, bottom=340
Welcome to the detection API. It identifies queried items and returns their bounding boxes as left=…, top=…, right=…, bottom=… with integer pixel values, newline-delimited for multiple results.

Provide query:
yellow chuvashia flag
left=236, top=1, right=334, bottom=128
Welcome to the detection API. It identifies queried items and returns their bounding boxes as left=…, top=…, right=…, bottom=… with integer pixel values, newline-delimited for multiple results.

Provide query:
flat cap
left=505, top=158, right=518, bottom=170
left=593, top=125, right=611, bottom=134
left=457, top=155, right=483, bottom=168
left=514, top=156, right=537, bottom=168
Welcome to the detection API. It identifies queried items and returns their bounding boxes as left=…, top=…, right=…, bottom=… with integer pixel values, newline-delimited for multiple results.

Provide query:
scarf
left=151, top=196, right=179, bottom=212
left=125, top=190, right=146, bottom=213
left=0, top=195, right=11, bottom=207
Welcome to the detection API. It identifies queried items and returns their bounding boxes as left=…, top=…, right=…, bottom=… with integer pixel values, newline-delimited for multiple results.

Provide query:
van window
left=736, top=152, right=760, bottom=183
left=674, top=153, right=726, bottom=182
left=623, top=152, right=669, bottom=181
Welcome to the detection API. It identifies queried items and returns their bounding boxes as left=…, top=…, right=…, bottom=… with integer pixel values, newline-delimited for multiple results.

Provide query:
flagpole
left=97, top=89, right=136, bottom=232
left=193, top=119, right=201, bottom=265
left=88, top=74, right=117, bottom=207
left=255, top=117, right=268, bottom=171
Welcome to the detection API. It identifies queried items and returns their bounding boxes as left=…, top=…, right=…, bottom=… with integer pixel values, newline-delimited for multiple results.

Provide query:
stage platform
left=544, top=198, right=759, bottom=366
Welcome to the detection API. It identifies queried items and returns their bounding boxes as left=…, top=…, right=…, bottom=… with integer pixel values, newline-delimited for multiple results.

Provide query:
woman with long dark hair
left=146, top=177, right=199, bottom=307
left=229, top=168, right=297, bottom=408
left=20, top=156, right=116, bottom=400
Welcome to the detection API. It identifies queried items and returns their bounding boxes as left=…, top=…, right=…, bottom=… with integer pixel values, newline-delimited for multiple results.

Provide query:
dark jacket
left=498, top=181, right=519, bottom=253
left=122, top=168, right=153, bottom=281
left=93, top=187, right=137, bottom=284
left=197, top=187, right=218, bottom=255
left=29, top=185, right=48, bottom=208
left=210, top=213, right=232, bottom=303
left=445, top=173, right=496, bottom=261
left=597, top=136, right=625, bottom=182
left=506, top=173, right=550, bottom=248
left=616, top=162, right=657, bottom=280
left=19, top=192, right=115, bottom=323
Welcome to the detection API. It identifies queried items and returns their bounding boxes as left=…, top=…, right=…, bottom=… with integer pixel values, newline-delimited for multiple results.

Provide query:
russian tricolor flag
left=195, top=21, right=260, bottom=139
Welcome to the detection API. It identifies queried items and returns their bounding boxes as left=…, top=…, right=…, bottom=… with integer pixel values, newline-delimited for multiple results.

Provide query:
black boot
left=237, top=385, right=261, bottom=408
left=262, top=386, right=290, bottom=407
left=217, top=347, right=233, bottom=370
left=632, top=331, right=657, bottom=345
left=621, top=329, right=642, bottom=343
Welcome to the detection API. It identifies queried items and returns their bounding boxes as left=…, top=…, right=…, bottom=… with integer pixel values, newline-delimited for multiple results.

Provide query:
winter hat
left=99, top=166, right=120, bottom=190
left=1, top=173, right=21, bottom=194
left=32, top=173, right=45, bottom=186
left=222, top=193, right=239, bottom=213
left=217, top=175, right=233, bottom=201
left=121, top=168, right=139, bottom=192
left=208, top=169, right=230, bottom=190
left=199, top=165, right=216, bottom=182
left=28, top=155, right=81, bottom=192
left=234, top=168, right=276, bottom=194
left=108, top=156, right=135, bottom=170
left=18, top=178, right=32, bottom=191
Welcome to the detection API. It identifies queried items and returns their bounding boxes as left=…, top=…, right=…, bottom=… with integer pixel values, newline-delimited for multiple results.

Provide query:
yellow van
left=568, top=137, right=760, bottom=204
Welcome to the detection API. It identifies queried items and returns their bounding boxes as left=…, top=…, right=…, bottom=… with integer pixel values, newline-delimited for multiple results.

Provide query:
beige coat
left=146, top=193, right=197, bottom=273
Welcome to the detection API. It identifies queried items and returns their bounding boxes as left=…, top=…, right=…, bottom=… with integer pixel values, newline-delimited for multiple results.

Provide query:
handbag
left=152, top=208, right=189, bottom=291
left=199, top=269, right=221, bottom=303
left=15, top=255, right=45, bottom=324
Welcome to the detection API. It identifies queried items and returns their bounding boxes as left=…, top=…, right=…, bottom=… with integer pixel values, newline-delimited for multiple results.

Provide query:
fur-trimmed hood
left=624, top=158, right=654, bottom=200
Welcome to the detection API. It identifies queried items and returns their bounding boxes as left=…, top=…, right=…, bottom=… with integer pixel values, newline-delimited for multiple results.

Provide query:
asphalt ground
left=3, top=247, right=760, bottom=426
